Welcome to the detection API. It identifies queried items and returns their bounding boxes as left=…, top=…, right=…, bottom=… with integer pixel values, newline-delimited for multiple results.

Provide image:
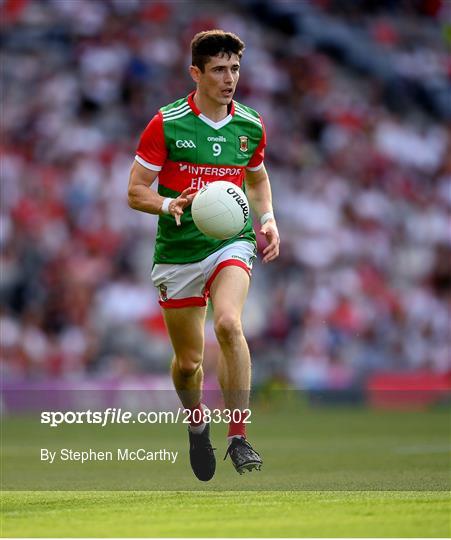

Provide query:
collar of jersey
left=187, top=91, right=235, bottom=130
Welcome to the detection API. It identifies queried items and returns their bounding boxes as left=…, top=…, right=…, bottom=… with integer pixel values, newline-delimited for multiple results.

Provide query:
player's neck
left=193, top=91, right=228, bottom=122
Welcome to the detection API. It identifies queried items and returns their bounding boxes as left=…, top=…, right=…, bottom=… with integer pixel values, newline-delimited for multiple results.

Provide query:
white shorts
left=151, top=241, right=257, bottom=308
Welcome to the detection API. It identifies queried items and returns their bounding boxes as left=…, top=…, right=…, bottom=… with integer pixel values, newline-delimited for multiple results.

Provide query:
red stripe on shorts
left=159, top=296, right=207, bottom=309
left=205, top=260, right=251, bottom=296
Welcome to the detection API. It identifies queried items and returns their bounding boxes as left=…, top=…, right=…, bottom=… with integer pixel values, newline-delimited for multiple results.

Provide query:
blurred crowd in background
left=1, top=0, right=450, bottom=388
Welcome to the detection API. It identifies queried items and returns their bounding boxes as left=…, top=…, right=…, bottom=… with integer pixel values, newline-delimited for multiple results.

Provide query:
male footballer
left=128, top=30, right=279, bottom=481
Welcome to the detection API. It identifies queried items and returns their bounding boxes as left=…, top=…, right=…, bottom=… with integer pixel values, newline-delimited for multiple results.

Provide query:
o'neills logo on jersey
left=239, top=136, right=248, bottom=152
left=179, top=163, right=241, bottom=176
left=227, top=187, right=249, bottom=221
left=207, top=136, right=227, bottom=142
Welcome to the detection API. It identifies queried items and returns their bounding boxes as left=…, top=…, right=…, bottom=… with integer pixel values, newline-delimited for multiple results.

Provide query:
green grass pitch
left=1, top=490, right=450, bottom=537
left=1, top=401, right=449, bottom=537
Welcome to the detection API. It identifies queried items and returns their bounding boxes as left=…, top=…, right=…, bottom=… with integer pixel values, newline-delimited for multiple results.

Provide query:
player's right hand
left=169, top=187, right=197, bottom=226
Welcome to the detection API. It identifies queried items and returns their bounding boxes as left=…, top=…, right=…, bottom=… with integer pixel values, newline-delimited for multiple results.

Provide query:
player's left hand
left=170, top=187, right=197, bottom=226
left=260, top=219, right=280, bottom=263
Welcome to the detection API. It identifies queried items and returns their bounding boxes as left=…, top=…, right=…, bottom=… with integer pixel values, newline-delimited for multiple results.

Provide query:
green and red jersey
left=135, top=91, right=266, bottom=264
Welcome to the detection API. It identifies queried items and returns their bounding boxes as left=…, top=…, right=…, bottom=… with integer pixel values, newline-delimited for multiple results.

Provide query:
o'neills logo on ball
left=227, top=187, right=249, bottom=221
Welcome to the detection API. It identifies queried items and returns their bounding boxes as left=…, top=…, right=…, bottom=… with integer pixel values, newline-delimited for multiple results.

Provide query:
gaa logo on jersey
left=176, top=139, right=196, bottom=148
left=238, top=136, right=248, bottom=152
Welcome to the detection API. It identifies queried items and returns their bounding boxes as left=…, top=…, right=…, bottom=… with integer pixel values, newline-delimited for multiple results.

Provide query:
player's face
left=195, top=53, right=240, bottom=106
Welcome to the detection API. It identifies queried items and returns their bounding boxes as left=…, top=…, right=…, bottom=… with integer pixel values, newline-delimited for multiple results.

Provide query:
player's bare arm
left=245, top=165, right=280, bottom=263
left=128, top=160, right=195, bottom=225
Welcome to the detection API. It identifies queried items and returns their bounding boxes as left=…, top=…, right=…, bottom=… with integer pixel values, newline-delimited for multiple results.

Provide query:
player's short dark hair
left=191, top=30, right=245, bottom=72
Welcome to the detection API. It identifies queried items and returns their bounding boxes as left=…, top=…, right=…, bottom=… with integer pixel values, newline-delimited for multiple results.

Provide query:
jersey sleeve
left=135, top=111, right=167, bottom=171
left=246, top=116, right=266, bottom=171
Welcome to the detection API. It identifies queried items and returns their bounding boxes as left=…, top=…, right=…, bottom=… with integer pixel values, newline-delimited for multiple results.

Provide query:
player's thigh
left=163, top=306, right=207, bottom=360
left=209, top=266, right=250, bottom=323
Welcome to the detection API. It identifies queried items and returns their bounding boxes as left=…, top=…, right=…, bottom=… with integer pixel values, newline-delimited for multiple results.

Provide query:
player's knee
left=214, top=313, right=242, bottom=344
left=175, top=354, right=202, bottom=378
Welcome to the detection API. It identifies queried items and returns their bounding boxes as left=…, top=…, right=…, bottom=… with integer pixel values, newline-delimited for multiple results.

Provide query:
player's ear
left=189, top=65, right=201, bottom=84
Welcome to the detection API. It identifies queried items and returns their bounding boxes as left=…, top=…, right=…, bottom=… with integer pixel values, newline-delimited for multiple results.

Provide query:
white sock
left=189, top=422, right=206, bottom=434
left=188, top=403, right=207, bottom=434
left=227, top=434, right=245, bottom=444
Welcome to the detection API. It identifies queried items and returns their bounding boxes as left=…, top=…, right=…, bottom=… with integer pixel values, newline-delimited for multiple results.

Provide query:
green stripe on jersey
left=160, top=97, right=189, bottom=115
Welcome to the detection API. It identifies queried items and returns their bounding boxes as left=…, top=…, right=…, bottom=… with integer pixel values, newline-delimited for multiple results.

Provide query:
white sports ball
left=191, top=181, right=250, bottom=240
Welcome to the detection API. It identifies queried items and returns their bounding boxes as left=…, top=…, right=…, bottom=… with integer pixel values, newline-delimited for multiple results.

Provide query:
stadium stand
left=1, top=0, right=449, bottom=392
